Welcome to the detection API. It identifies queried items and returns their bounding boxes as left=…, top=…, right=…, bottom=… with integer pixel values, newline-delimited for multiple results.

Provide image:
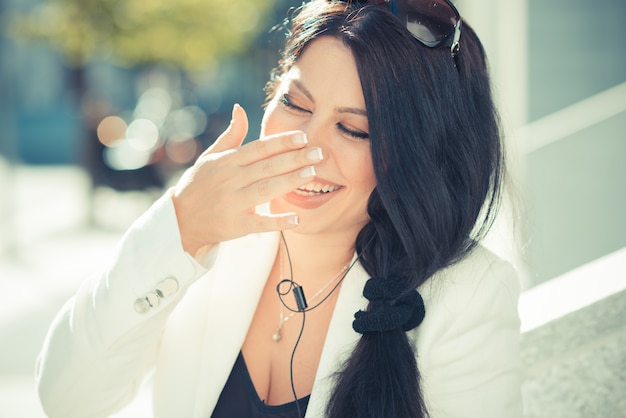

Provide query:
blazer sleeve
left=35, top=191, right=218, bottom=418
left=415, top=248, right=523, bottom=418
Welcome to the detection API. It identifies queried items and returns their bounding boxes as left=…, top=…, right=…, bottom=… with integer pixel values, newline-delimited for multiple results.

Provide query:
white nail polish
left=306, top=147, right=323, bottom=162
left=292, top=133, right=308, bottom=146
left=287, top=215, right=299, bottom=225
left=299, top=166, right=316, bottom=178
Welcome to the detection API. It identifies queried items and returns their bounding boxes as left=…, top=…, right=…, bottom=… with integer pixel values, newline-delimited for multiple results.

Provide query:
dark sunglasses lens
left=396, top=0, right=459, bottom=45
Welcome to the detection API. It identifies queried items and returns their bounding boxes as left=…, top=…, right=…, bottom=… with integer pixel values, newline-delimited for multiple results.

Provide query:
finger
left=238, top=165, right=317, bottom=208
left=235, top=130, right=308, bottom=167
left=240, top=146, right=324, bottom=186
left=246, top=212, right=300, bottom=233
left=201, top=103, right=249, bottom=157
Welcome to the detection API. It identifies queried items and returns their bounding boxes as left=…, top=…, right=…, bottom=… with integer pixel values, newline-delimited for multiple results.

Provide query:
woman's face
left=261, top=36, right=376, bottom=237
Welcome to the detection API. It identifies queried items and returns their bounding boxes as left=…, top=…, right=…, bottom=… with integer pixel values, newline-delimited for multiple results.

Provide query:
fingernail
left=292, top=132, right=308, bottom=146
left=299, top=166, right=316, bottom=178
left=287, top=215, right=299, bottom=225
left=230, top=104, right=239, bottom=124
left=306, top=147, right=323, bottom=162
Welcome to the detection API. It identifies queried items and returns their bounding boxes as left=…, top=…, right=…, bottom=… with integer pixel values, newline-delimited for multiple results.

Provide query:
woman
left=36, top=1, right=522, bottom=417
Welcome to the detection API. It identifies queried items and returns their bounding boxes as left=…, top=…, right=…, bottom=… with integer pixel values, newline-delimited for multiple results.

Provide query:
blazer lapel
left=191, top=232, right=280, bottom=416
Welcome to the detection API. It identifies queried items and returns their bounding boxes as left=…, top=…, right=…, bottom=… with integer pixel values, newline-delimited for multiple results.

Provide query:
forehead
left=282, top=37, right=365, bottom=107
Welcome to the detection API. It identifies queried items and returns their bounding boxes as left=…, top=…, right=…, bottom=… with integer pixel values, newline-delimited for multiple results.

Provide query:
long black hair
left=266, top=1, right=504, bottom=416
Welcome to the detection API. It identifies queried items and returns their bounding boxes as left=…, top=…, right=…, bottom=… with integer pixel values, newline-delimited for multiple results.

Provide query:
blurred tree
left=6, top=0, right=281, bottom=71
left=4, top=0, right=288, bottom=199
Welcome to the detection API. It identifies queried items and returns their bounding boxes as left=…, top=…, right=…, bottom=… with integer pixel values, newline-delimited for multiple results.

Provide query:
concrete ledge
left=521, top=289, right=626, bottom=417
left=519, top=248, right=626, bottom=417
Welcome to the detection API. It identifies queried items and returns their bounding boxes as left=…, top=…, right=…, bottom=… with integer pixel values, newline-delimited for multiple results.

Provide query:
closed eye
left=281, top=93, right=368, bottom=139
left=337, top=123, right=369, bottom=140
left=280, top=94, right=310, bottom=114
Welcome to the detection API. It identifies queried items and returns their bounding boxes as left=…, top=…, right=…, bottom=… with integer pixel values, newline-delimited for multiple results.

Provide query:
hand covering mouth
left=294, top=181, right=342, bottom=196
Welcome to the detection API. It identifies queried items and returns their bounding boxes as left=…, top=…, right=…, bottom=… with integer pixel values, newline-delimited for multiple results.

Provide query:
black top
left=211, top=351, right=311, bottom=418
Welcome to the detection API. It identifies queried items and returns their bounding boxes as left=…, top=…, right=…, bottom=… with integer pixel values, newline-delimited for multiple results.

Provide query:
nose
left=299, top=116, right=333, bottom=161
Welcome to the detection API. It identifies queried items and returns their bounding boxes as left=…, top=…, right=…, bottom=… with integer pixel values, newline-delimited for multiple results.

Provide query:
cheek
left=260, top=100, right=287, bottom=138
left=259, top=104, right=274, bottom=138
left=353, top=149, right=377, bottom=192
left=343, top=148, right=377, bottom=218
left=333, top=139, right=376, bottom=191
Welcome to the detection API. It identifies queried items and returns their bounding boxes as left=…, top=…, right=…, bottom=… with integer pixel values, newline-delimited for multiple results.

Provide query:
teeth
left=296, top=182, right=340, bottom=195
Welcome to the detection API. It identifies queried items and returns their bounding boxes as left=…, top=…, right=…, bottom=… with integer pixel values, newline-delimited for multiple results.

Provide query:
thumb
left=204, top=103, right=249, bottom=155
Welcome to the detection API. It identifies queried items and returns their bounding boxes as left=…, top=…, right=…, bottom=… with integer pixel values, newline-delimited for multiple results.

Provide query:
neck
left=279, top=230, right=358, bottom=288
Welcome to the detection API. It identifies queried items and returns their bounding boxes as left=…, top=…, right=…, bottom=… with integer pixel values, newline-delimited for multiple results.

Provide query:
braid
left=266, top=3, right=503, bottom=417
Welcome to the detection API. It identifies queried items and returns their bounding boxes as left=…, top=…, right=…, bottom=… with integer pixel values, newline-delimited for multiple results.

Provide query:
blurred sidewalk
left=0, top=161, right=156, bottom=417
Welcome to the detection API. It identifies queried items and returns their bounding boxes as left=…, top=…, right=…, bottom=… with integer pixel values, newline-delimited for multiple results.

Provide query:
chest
left=241, top=271, right=341, bottom=406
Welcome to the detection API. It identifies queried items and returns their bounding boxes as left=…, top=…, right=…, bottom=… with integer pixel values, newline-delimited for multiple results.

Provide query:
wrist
left=169, top=187, right=208, bottom=256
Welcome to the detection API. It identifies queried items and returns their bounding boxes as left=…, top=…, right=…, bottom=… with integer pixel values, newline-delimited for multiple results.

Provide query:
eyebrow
left=291, top=79, right=368, bottom=117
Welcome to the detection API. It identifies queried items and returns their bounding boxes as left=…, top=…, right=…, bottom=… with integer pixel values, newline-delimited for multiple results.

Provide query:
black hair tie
left=352, top=277, right=425, bottom=334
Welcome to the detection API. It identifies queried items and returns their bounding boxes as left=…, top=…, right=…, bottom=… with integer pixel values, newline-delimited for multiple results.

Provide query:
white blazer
left=36, top=193, right=522, bottom=418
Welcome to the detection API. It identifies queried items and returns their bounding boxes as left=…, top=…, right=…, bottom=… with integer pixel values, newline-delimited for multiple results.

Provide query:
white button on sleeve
left=133, top=277, right=180, bottom=314
left=134, top=298, right=150, bottom=314
left=156, top=277, right=179, bottom=299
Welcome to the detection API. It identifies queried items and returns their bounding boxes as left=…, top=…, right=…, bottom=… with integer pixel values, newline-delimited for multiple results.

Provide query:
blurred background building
left=0, top=0, right=624, bottom=416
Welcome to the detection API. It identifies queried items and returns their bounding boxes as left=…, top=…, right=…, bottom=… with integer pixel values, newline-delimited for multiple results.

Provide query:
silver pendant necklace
left=273, top=249, right=349, bottom=342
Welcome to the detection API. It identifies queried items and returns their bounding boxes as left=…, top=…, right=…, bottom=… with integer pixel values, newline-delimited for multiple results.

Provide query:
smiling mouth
left=294, top=181, right=342, bottom=196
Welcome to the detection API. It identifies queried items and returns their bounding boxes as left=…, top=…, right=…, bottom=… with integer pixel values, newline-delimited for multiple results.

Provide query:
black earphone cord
left=276, top=232, right=365, bottom=418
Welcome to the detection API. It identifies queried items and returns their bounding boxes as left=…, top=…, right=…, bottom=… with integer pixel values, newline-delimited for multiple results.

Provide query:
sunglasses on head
left=341, top=0, right=462, bottom=58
